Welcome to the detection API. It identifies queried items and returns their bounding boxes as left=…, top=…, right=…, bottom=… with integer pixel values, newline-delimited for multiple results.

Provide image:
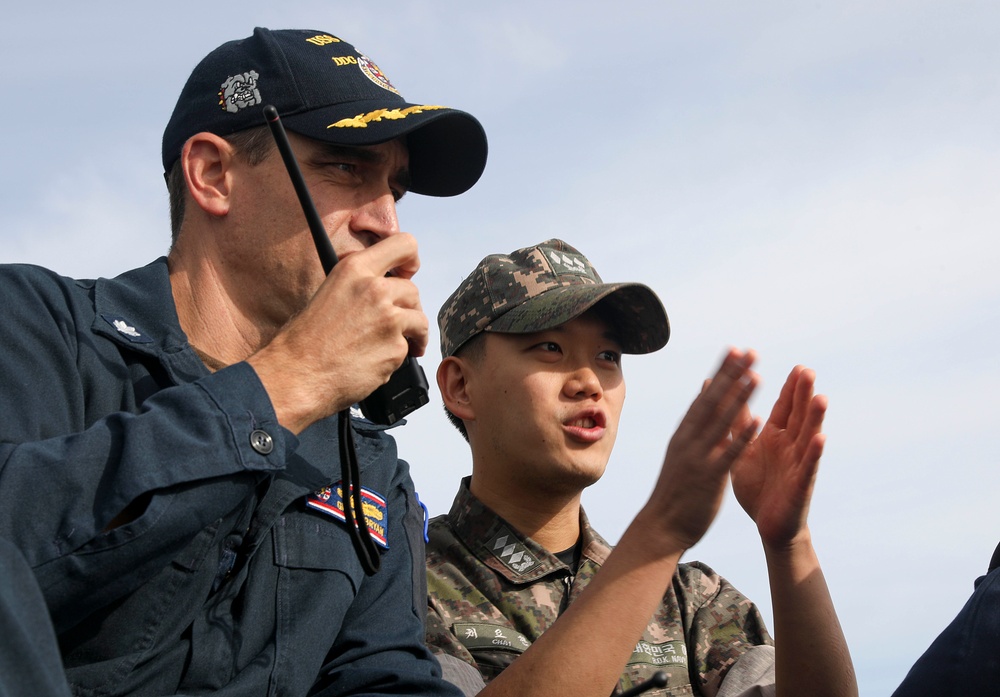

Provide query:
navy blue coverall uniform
left=0, top=258, right=459, bottom=696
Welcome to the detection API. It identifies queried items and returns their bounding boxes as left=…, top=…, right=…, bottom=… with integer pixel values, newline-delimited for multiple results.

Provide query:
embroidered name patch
left=454, top=623, right=531, bottom=654
left=627, top=640, right=688, bottom=669
left=307, top=483, right=388, bottom=549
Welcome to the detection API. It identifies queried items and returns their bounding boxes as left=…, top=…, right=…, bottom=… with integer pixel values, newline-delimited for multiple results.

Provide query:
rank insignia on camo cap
left=438, top=239, right=670, bottom=358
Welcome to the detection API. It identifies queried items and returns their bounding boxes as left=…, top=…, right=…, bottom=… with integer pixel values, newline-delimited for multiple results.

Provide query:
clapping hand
left=730, top=365, right=827, bottom=547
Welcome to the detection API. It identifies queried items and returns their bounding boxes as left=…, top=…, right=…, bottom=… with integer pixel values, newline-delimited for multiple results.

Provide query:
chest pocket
left=273, top=512, right=364, bottom=589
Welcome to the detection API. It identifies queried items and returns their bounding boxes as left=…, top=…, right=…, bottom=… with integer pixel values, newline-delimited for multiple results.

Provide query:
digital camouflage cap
left=438, top=239, right=670, bottom=358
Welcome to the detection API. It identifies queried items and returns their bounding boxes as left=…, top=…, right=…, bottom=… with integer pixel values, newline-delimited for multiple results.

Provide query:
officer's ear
left=181, top=132, right=236, bottom=218
left=437, top=356, right=476, bottom=423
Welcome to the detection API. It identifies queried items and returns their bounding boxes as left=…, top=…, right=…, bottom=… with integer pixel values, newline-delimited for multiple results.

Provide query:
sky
left=2, top=2, right=998, bottom=694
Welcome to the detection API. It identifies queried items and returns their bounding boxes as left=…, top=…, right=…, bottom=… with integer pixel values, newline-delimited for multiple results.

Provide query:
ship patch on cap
left=358, top=55, right=399, bottom=94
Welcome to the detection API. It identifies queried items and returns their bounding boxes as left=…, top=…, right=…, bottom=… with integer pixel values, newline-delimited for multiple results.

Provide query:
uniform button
left=249, top=429, right=274, bottom=455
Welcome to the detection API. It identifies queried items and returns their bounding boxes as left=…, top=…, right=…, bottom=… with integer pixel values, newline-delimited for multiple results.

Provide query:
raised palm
left=730, top=366, right=827, bottom=547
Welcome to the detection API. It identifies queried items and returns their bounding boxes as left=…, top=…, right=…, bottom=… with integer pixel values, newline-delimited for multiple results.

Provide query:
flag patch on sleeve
left=307, top=482, right=389, bottom=549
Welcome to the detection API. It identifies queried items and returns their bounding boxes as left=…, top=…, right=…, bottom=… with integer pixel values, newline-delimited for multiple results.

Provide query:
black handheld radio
left=262, top=105, right=429, bottom=426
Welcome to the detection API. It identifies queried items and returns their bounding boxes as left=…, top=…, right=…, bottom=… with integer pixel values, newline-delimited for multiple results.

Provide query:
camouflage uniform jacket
left=426, top=479, right=774, bottom=696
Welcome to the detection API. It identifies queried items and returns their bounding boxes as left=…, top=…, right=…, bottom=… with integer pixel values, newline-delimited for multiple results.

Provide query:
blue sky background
left=3, top=3, right=999, bottom=694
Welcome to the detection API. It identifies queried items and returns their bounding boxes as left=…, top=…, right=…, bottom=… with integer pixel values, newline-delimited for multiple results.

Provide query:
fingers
left=664, top=348, right=762, bottom=494
left=765, top=364, right=802, bottom=430
left=651, top=349, right=762, bottom=550
left=690, top=349, right=754, bottom=419
left=783, top=366, right=813, bottom=435
left=766, top=365, right=825, bottom=442
left=258, top=231, right=432, bottom=431
left=401, top=305, right=429, bottom=357
left=352, top=231, right=421, bottom=279
left=723, top=414, right=763, bottom=466
left=761, top=367, right=827, bottom=505
left=789, top=431, right=825, bottom=509
left=795, top=393, right=827, bottom=457
left=682, top=348, right=759, bottom=445
left=324, top=233, right=429, bottom=356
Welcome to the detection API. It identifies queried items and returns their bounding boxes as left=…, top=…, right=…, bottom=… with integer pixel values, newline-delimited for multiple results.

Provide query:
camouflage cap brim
left=485, top=283, right=669, bottom=354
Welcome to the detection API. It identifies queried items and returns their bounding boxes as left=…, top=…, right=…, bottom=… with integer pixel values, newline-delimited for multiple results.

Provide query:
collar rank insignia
left=487, top=528, right=537, bottom=574
left=101, top=314, right=153, bottom=344
left=307, top=482, right=389, bottom=549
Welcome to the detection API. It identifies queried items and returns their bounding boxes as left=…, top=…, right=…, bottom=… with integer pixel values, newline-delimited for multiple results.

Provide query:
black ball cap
left=161, top=27, right=487, bottom=197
